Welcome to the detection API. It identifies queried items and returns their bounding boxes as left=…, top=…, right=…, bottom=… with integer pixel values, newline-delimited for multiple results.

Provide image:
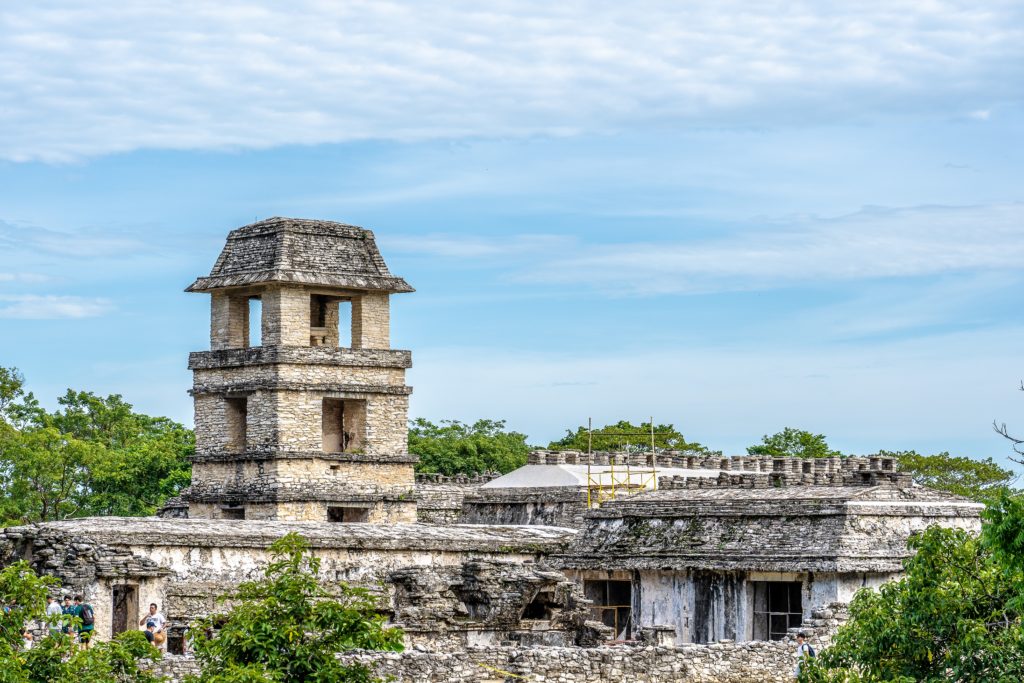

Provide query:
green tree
left=803, top=492, right=1024, bottom=682
left=0, top=560, right=160, bottom=683
left=0, top=368, right=193, bottom=524
left=882, top=450, right=1017, bottom=502
left=410, top=418, right=529, bottom=475
left=747, top=428, right=840, bottom=459
left=187, top=533, right=403, bottom=683
left=549, top=420, right=707, bottom=453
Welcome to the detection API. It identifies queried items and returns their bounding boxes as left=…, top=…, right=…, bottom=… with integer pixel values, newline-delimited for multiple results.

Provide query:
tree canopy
left=881, top=450, right=1017, bottom=502
left=803, top=492, right=1024, bottom=682
left=747, top=427, right=840, bottom=459
left=0, top=367, right=193, bottom=524
left=549, top=420, right=707, bottom=453
left=409, top=418, right=529, bottom=475
left=187, top=533, right=403, bottom=683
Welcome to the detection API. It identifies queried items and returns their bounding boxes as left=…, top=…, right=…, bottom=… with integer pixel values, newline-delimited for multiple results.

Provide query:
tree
left=747, top=428, right=840, bottom=459
left=549, top=420, right=707, bottom=453
left=882, top=450, right=1017, bottom=502
left=187, top=533, right=403, bottom=683
left=0, top=368, right=193, bottom=524
left=802, top=492, right=1024, bottom=682
left=0, top=560, right=160, bottom=683
left=410, top=418, right=529, bottom=475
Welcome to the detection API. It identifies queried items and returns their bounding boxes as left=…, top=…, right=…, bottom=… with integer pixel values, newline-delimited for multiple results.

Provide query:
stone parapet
left=529, top=449, right=723, bottom=467
left=657, top=455, right=910, bottom=490
left=189, top=381, right=413, bottom=396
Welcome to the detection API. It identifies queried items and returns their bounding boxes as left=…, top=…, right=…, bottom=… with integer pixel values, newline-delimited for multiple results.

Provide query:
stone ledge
left=190, top=450, right=418, bottom=464
left=189, top=347, right=413, bottom=370
left=189, top=382, right=413, bottom=396
left=183, top=490, right=417, bottom=504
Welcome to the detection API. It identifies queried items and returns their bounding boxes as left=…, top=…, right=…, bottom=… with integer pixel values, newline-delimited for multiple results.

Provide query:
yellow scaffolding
left=584, top=416, right=660, bottom=509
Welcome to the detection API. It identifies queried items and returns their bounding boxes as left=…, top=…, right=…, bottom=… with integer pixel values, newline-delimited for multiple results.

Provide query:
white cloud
left=0, top=295, right=113, bottom=319
left=381, top=233, right=572, bottom=259
left=514, top=203, right=1024, bottom=294
left=0, top=220, right=151, bottom=258
left=0, top=273, right=50, bottom=283
left=0, top=1, right=1021, bottom=161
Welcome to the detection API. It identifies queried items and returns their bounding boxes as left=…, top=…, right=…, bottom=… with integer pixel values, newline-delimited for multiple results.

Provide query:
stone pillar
left=352, top=292, right=390, bottom=349
left=262, top=286, right=309, bottom=347
left=211, top=292, right=249, bottom=350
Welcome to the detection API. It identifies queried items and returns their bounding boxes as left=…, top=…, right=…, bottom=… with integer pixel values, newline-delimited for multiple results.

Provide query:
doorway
left=112, top=584, right=139, bottom=636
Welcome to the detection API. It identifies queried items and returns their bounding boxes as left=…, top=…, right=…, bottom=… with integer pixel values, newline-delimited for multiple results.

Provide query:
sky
left=1, top=1, right=1023, bottom=465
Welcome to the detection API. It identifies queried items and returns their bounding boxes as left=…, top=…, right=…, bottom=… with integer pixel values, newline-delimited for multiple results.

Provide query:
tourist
left=73, top=595, right=95, bottom=649
left=794, top=632, right=815, bottom=678
left=143, top=620, right=157, bottom=644
left=21, top=629, right=33, bottom=650
left=61, top=596, right=73, bottom=636
left=139, top=602, right=167, bottom=648
left=45, top=595, right=62, bottom=636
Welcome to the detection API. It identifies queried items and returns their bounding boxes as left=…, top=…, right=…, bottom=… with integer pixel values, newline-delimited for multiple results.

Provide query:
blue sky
left=1, top=1, right=1023, bottom=464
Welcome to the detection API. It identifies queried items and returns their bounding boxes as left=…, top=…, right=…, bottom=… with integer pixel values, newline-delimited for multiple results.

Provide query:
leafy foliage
left=802, top=492, right=1024, bottom=682
left=549, top=420, right=707, bottom=453
left=0, top=560, right=160, bottom=683
left=0, top=366, right=193, bottom=524
left=188, top=533, right=402, bottom=683
left=883, top=450, right=1017, bottom=502
left=410, top=418, right=529, bottom=475
left=747, top=427, right=840, bottom=458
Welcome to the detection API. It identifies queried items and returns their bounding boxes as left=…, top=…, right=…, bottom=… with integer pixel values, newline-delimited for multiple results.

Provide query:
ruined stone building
left=0, top=218, right=984, bottom=682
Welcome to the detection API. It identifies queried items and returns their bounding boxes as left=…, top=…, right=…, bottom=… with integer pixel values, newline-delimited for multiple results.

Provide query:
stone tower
left=183, top=217, right=417, bottom=523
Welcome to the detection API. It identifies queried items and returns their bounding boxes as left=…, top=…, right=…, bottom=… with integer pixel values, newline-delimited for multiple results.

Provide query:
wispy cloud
left=0, top=295, right=113, bottom=319
left=0, top=221, right=150, bottom=258
left=382, top=233, right=573, bottom=259
left=514, top=203, right=1024, bottom=295
left=1, top=1, right=1020, bottom=161
left=0, top=273, right=50, bottom=283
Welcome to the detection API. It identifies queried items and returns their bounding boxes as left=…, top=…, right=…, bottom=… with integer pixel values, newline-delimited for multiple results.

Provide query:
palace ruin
left=0, top=217, right=983, bottom=682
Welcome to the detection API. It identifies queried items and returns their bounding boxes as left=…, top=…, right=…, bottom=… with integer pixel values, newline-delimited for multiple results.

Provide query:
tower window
left=322, top=398, right=366, bottom=453
left=328, top=506, right=370, bottom=523
left=309, top=296, right=351, bottom=347
left=248, top=297, right=262, bottom=347
left=225, top=397, right=247, bottom=453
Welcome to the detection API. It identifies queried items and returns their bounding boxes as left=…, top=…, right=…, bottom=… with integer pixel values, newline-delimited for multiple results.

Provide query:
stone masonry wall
left=154, top=642, right=810, bottom=683
left=352, top=292, right=390, bottom=349
left=415, top=472, right=500, bottom=524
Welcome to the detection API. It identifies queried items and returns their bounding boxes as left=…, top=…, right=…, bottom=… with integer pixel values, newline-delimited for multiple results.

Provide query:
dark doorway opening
left=751, top=581, right=803, bottom=641
left=584, top=579, right=632, bottom=639
left=112, top=585, right=138, bottom=636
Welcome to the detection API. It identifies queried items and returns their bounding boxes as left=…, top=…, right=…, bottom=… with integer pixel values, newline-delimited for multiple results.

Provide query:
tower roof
left=186, top=217, right=414, bottom=293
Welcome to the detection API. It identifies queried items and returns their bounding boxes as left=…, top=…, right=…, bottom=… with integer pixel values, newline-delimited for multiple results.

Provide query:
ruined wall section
left=462, top=487, right=588, bottom=528
left=415, top=473, right=500, bottom=524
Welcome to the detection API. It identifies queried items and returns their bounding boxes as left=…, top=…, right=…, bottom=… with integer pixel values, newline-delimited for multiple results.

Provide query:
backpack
left=80, top=604, right=94, bottom=626
left=804, top=644, right=816, bottom=658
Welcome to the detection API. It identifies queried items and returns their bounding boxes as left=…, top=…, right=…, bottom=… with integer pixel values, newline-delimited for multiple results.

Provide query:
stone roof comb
left=186, top=217, right=414, bottom=293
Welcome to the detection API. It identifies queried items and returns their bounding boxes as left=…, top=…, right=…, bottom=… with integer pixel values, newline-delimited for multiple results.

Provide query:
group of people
left=34, top=594, right=96, bottom=649
left=19, top=596, right=166, bottom=652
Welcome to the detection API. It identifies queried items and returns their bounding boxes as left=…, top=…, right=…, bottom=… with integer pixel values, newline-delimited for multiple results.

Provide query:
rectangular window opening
left=309, top=296, right=351, bottom=347
left=225, top=397, right=247, bottom=453
left=584, top=579, right=633, bottom=640
left=322, top=398, right=366, bottom=453
left=248, top=297, right=262, bottom=347
left=328, top=506, right=370, bottom=523
left=221, top=506, right=245, bottom=520
left=751, top=581, right=803, bottom=641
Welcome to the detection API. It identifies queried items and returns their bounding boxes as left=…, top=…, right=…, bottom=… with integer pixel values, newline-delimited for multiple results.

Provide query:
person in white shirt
left=794, top=632, right=815, bottom=678
left=139, top=602, right=167, bottom=648
left=45, top=596, right=63, bottom=635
